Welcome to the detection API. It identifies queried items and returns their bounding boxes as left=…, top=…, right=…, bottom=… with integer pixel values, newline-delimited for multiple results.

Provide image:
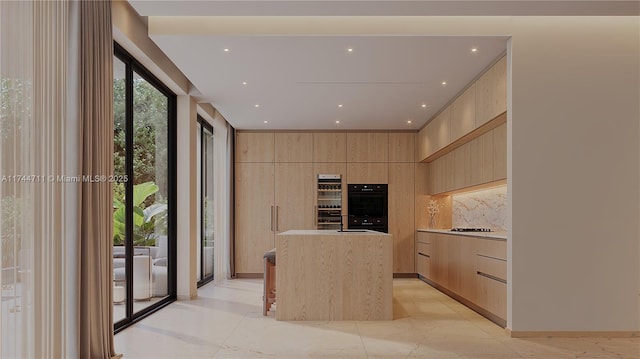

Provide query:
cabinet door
left=479, top=130, right=495, bottom=184
left=475, top=56, right=507, bottom=127
left=275, top=133, right=313, bottom=162
left=416, top=127, right=429, bottom=162
left=389, top=133, right=415, bottom=162
left=492, top=123, right=507, bottom=181
left=450, top=84, right=476, bottom=141
left=346, top=133, right=389, bottom=162
left=389, top=163, right=415, bottom=273
left=430, top=234, right=448, bottom=286
left=442, top=152, right=455, bottom=193
left=313, top=133, right=346, bottom=162
left=235, top=163, right=275, bottom=273
left=425, top=107, right=452, bottom=158
left=346, top=163, right=388, bottom=184
left=457, top=236, right=478, bottom=302
left=453, top=142, right=471, bottom=190
left=236, top=132, right=274, bottom=162
left=275, top=163, right=315, bottom=233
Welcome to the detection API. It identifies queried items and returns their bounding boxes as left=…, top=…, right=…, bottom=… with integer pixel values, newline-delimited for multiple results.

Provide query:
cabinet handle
left=275, top=206, right=279, bottom=231
left=270, top=205, right=274, bottom=231
left=418, top=252, right=430, bottom=258
left=476, top=271, right=507, bottom=284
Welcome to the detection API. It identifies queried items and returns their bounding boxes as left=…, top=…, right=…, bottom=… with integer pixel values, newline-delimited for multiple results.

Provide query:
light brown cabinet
left=476, top=56, right=507, bottom=127
left=274, top=163, right=315, bottom=233
left=236, top=132, right=274, bottom=163
left=417, top=56, right=506, bottom=163
left=275, top=133, right=313, bottom=162
left=425, top=107, right=451, bottom=157
left=235, top=163, right=275, bottom=273
left=415, top=242, right=431, bottom=279
left=236, top=130, right=418, bottom=275
left=389, top=163, right=415, bottom=273
left=450, top=84, right=476, bottom=141
left=389, top=133, right=415, bottom=162
left=416, top=127, right=429, bottom=163
left=313, top=133, right=346, bottom=162
left=346, top=163, right=388, bottom=184
left=417, top=231, right=507, bottom=324
left=492, top=123, right=507, bottom=180
left=347, top=133, right=389, bottom=162
left=428, top=123, right=505, bottom=195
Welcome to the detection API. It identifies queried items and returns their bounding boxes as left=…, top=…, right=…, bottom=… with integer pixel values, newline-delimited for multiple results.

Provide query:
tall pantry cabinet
left=235, top=132, right=314, bottom=274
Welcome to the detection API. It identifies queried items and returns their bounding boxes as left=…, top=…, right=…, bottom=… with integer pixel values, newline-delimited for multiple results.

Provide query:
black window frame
left=114, top=42, right=177, bottom=333
left=197, top=116, right=215, bottom=287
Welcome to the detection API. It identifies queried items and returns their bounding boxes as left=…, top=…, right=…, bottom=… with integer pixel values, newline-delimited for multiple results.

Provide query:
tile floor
left=114, top=279, right=639, bottom=358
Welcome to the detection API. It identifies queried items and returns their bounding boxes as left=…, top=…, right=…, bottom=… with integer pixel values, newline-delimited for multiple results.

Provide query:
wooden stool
left=263, top=248, right=276, bottom=316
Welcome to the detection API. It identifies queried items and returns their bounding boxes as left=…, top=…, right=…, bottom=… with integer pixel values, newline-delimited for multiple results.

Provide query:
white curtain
left=213, top=112, right=233, bottom=281
left=1, top=1, right=117, bottom=358
left=1, top=1, right=78, bottom=358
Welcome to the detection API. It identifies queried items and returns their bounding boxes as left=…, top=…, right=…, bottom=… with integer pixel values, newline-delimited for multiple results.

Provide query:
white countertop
left=417, top=228, right=507, bottom=240
left=278, top=229, right=391, bottom=236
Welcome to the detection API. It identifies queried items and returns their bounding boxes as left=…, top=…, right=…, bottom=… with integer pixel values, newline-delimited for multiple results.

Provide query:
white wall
left=508, top=17, right=639, bottom=331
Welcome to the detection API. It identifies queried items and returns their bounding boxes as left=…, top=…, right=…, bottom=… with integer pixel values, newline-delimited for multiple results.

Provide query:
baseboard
left=418, top=274, right=506, bottom=328
left=177, top=292, right=197, bottom=301
left=507, top=329, right=640, bottom=338
left=235, top=273, right=263, bottom=279
left=394, top=273, right=419, bottom=278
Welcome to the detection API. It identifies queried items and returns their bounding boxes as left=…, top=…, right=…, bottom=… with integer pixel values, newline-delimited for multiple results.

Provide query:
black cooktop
left=450, top=227, right=492, bottom=232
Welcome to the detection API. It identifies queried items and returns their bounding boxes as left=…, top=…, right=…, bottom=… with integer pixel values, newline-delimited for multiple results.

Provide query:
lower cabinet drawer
left=416, top=241, right=431, bottom=256
left=416, top=251, right=431, bottom=279
left=476, top=254, right=506, bottom=282
left=476, top=272, right=507, bottom=320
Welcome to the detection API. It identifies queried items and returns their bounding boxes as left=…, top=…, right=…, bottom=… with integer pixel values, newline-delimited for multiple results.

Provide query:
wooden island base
left=275, top=230, right=393, bottom=321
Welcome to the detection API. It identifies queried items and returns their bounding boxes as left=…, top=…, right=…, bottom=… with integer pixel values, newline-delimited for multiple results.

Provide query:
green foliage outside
left=113, top=182, right=167, bottom=246
left=113, top=76, right=169, bottom=246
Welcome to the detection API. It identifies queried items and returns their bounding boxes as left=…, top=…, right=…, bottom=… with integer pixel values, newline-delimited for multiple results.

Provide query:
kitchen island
left=275, top=229, right=393, bottom=321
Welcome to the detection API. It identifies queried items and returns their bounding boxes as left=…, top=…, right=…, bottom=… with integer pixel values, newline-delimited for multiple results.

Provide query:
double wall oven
left=347, top=184, right=388, bottom=233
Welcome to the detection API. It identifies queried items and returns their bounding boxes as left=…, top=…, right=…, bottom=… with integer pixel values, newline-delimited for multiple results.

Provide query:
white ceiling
left=127, top=1, right=637, bottom=130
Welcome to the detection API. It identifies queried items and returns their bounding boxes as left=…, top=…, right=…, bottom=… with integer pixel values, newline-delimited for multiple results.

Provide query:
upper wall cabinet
left=236, top=132, right=274, bottom=163
left=450, top=84, right=476, bottom=141
left=346, top=133, right=389, bottom=162
left=475, top=56, right=507, bottom=127
left=313, top=132, right=347, bottom=162
left=425, top=107, right=451, bottom=157
left=389, top=133, right=415, bottom=162
left=417, top=127, right=429, bottom=163
left=275, top=133, right=313, bottom=162
left=417, top=55, right=506, bottom=162
left=492, top=123, right=507, bottom=180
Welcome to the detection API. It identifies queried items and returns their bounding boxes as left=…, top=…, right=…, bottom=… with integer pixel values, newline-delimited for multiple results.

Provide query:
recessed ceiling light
left=263, top=120, right=268, bottom=124
left=407, top=120, right=412, bottom=124
left=223, top=48, right=230, bottom=52
left=242, top=81, right=247, bottom=85
left=347, top=48, right=353, bottom=52
left=471, top=48, right=478, bottom=53
left=421, top=104, right=427, bottom=108
left=336, top=120, right=340, bottom=124
left=255, top=104, right=260, bottom=108
left=441, top=81, right=447, bottom=86
left=338, top=104, right=343, bottom=108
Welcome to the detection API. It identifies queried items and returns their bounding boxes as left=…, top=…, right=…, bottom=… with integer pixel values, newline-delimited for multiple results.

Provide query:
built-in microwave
left=347, top=184, right=388, bottom=233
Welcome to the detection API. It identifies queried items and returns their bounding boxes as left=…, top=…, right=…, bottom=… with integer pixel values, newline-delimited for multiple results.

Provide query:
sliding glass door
left=197, top=117, right=214, bottom=286
left=113, top=43, right=176, bottom=331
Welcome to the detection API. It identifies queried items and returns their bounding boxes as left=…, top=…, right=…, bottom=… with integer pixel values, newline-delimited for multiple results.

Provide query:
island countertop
left=275, top=229, right=393, bottom=321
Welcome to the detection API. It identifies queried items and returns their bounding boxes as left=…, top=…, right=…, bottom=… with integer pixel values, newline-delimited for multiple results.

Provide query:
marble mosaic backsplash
left=452, top=186, right=507, bottom=231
